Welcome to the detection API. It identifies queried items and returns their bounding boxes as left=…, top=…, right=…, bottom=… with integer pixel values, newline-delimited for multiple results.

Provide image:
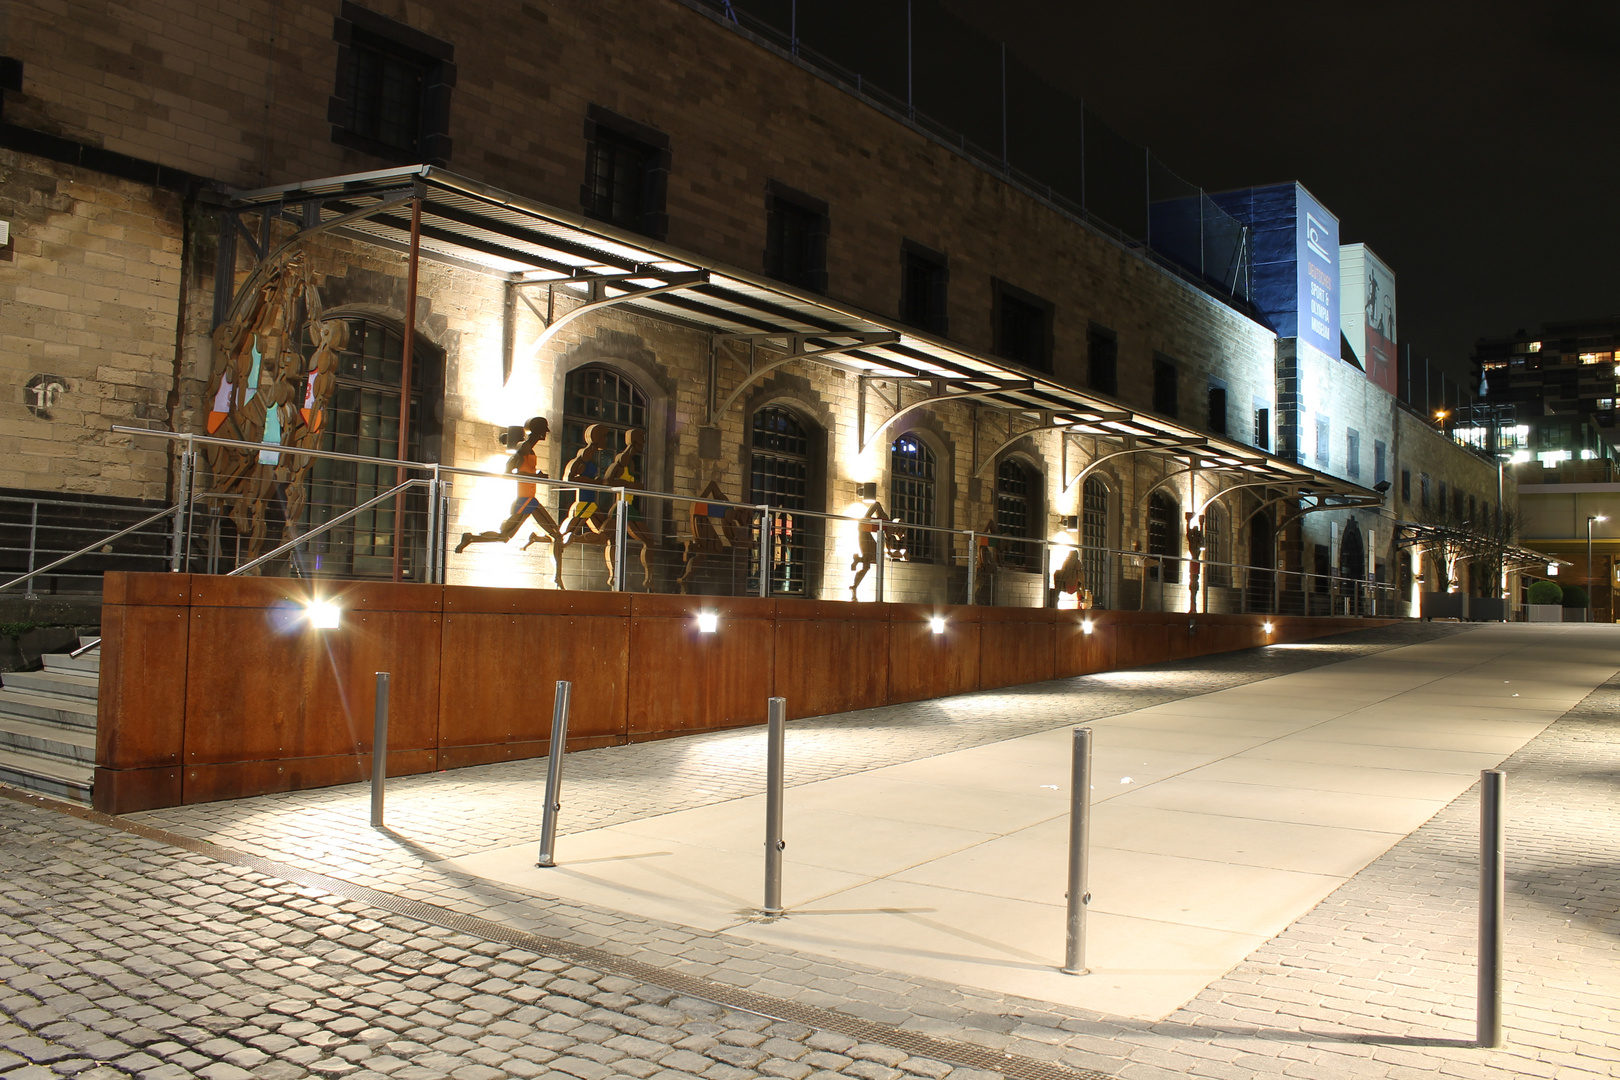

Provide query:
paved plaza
left=3, top=621, right=1619, bottom=1080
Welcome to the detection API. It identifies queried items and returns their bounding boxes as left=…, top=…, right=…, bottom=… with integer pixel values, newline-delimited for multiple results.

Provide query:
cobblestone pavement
left=4, top=621, right=1619, bottom=1080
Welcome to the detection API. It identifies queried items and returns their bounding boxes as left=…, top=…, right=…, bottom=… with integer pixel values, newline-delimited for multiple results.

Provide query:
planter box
left=1421, top=591, right=1467, bottom=620
left=1469, top=597, right=1508, bottom=622
left=1525, top=604, right=1563, bottom=623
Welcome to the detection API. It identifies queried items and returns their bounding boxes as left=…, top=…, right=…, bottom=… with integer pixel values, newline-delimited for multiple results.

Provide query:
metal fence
left=41, top=428, right=1406, bottom=620
left=0, top=494, right=178, bottom=597
left=691, top=0, right=1252, bottom=301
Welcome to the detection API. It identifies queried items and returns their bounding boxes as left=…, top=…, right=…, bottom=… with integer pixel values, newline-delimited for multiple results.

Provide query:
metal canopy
left=1393, top=522, right=1565, bottom=568
left=223, top=165, right=1373, bottom=497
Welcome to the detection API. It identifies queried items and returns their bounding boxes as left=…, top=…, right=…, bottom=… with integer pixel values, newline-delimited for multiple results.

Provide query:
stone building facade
left=0, top=0, right=1509, bottom=612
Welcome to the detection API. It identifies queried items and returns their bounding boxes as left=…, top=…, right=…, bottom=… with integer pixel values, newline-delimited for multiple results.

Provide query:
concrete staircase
left=0, top=644, right=98, bottom=803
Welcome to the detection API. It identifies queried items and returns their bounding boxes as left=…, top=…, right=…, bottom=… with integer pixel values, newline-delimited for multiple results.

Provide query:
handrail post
left=170, top=446, right=192, bottom=573
left=612, top=488, right=628, bottom=591
left=1478, top=769, right=1505, bottom=1047
left=1061, top=726, right=1093, bottom=975
left=875, top=524, right=886, bottom=603
left=370, top=672, right=390, bottom=828
left=537, top=680, right=572, bottom=867
left=762, top=696, right=786, bottom=916
left=25, top=501, right=38, bottom=600
left=1039, top=538, right=1051, bottom=609
left=757, top=505, right=771, bottom=599
left=965, top=529, right=976, bottom=605
left=426, top=467, right=440, bottom=585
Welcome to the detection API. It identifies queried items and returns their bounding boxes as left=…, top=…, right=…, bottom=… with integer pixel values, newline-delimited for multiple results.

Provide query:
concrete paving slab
left=429, top=625, right=1618, bottom=1022
left=1085, top=802, right=1403, bottom=875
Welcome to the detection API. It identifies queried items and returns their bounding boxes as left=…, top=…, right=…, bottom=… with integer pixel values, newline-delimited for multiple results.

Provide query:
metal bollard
left=536, top=681, right=572, bottom=867
left=1061, top=726, right=1093, bottom=975
left=370, top=672, right=390, bottom=828
left=762, top=696, right=786, bottom=915
left=1478, top=769, right=1505, bottom=1047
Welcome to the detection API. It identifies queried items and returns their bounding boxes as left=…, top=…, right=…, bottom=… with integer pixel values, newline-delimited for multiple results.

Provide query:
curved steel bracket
left=527, top=270, right=710, bottom=358
left=859, top=378, right=1035, bottom=452
left=707, top=332, right=900, bottom=426
left=1064, top=437, right=1206, bottom=493
left=973, top=410, right=1132, bottom=479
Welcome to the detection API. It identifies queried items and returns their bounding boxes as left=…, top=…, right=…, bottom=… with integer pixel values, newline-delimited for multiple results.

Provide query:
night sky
left=742, top=1, right=1618, bottom=384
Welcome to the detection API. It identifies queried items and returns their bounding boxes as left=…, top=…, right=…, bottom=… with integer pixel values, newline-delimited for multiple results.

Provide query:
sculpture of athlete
left=454, top=417, right=560, bottom=553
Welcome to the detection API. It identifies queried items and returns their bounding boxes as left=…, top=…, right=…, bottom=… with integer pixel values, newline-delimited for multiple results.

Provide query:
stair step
left=43, top=649, right=100, bottom=675
left=0, top=716, right=95, bottom=764
left=0, top=746, right=93, bottom=804
left=3, top=668, right=99, bottom=701
left=0, top=688, right=97, bottom=731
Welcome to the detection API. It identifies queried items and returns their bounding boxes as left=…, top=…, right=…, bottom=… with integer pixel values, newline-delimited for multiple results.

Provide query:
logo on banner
left=1305, top=212, right=1332, bottom=262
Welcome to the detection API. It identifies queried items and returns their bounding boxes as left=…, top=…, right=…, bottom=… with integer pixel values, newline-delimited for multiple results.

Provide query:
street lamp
left=1587, top=514, right=1607, bottom=617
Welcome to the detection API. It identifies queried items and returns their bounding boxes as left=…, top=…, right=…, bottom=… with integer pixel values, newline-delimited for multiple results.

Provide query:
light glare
left=307, top=600, right=341, bottom=629
left=929, top=616, right=946, bottom=635
left=697, top=611, right=719, bottom=634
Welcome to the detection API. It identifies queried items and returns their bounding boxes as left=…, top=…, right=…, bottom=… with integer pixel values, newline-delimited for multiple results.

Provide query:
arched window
left=995, top=457, right=1039, bottom=570
left=1148, top=491, right=1181, bottom=584
left=750, top=406, right=815, bottom=594
left=1081, top=476, right=1110, bottom=606
left=560, top=364, right=649, bottom=514
left=890, top=432, right=937, bottom=561
left=303, top=318, right=439, bottom=579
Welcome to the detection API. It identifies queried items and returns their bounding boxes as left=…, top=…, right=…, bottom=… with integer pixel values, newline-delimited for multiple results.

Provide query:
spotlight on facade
left=856, top=482, right=878, bottom=502
left=697, top=611, right=719, bottom=634
left=1081, top=619, right=1094, bottom=634
left=306, top=599, right=342, bottom=629
left=929, top=615, right=946, bottom=635
left=1059, top=515, right=1079, bottom=530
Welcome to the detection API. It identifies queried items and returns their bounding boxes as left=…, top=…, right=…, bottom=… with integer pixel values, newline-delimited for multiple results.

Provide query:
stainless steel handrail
left=0, top=500, right=185, bottom=593
left=227, top=478, right=430, bottom=577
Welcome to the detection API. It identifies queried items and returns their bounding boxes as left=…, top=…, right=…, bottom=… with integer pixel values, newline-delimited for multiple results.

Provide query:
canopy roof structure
left=1395, top=521, right=1567, bottom=572
left=221, top=165, right=1380, bottom=504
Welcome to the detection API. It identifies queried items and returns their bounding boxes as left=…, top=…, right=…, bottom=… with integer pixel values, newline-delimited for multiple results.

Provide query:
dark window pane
left=767, top=199, right=820, bottom=287
left=1147, top=492, right=1181, bottom=583
left=998, top=292, right=1046, bottom=368
left=588, top=130, right=649, bottom=228
left=300, top=318, right=427, bottom=580
left=994, top=458, right=1037, bottom=570
left=889, top=433, right=936, bottom=562
left=1082, top=477, right=1109, bottom=605
left=750, top=407, right=814, bottom=595
left=342, top=31, right=426, bottom=154
left=1088, top=328, right=1118, bottom=395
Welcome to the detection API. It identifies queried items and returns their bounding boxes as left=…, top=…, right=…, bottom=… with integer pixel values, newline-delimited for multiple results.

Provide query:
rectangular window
left=329, top=3, right=455, bottom=163
left=1402, top=468, right=1411, bottom=502
left=992, top=280, right=1053, bottom=371
left=765, top=182, right=829, bottom=293
left=1087, top=325, right=1118, bottom=395
left=1454, top=489, right=1465, bottom=519
left=581, top=108, right=670, bottom=238
left=1314, top=416, right=1329, bottom=467
left=1374, top=440, right=1387, bottom=486
left=1152, top=356, right=1178, bottom=418
left=1254, top=405, right=1270, bottom=451
left=1437, top=479, right=1447, bottom=514
left=1207, top=380, right=1228, bottom=435
left=1345, top=428, right=1360, bottom=479
left=900, top=241, right=948, bottom=335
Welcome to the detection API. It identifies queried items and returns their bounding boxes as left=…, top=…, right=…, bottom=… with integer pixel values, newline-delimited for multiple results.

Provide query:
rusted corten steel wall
left=93, top=572, right=1390, bottom=814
